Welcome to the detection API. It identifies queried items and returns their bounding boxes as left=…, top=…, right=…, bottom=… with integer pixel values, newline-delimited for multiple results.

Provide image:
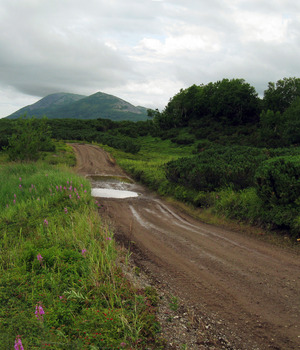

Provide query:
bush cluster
left=165, top=145, right=269, bottom=192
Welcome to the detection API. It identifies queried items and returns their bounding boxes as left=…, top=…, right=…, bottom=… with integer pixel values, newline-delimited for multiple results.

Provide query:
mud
left=71, top=143, right=300, bottom=350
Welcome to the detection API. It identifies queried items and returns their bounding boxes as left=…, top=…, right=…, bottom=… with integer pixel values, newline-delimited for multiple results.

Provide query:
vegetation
left=6, top=117, right=55, bottom=161
left=1, top=75, right=299, bottom=241
left=1, top=75, right=299, bottom=347
left=0, top=146, right=163, bottom=349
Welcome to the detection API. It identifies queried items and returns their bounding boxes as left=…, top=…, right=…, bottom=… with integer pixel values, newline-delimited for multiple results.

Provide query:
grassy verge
left=97, top=136, right=196, bottom=198
left=0, top=144, right=163, bottom=349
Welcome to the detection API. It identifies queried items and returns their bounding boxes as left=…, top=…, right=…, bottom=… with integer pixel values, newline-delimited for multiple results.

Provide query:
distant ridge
left=6, top=92, right=148, bottom=121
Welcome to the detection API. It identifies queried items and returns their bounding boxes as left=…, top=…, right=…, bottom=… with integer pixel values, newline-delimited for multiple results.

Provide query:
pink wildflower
left=37, top=254, right=43, bottom=263
left=81, top=249, right=87, bottom=256
left=44, top=219, right=48, bottom=226
left=35, top=302, right=45, bottom=321
left=14, top=335, right=24, bottom=350
left=64, top=207, right=68, bottom=214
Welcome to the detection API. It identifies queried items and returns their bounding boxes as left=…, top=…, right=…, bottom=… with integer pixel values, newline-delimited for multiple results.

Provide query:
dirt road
left=72, top=143, right=300, bottom=350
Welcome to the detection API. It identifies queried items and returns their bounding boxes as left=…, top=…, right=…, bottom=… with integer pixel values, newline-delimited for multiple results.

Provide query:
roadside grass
left=97, top=136, right=195, bottom=195
left=0, top=146, right=163, bottom=349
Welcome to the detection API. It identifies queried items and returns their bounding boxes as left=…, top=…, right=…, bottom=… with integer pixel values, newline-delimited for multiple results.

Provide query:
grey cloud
left=0, top=0, right=300, bottom=117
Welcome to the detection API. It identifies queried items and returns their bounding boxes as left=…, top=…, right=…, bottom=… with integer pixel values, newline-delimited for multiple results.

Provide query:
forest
left=1, top=77, right=300, bottom=238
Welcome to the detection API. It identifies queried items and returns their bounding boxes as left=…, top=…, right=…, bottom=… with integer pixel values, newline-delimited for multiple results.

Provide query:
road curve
left=72, top=143, right=300, bottom=350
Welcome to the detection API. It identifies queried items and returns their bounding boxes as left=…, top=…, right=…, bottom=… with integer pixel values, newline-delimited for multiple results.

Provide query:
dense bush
left=96, top=133, right=141, bottom=154
left=255, top=156, right=300, bottom=206
left=166, top=146, right=270, bottom=192
left=6, top=117, right=55, bottom=161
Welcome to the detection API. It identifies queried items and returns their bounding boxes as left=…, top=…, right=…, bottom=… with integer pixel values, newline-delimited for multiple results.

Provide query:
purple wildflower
left=69, top=194, right=72, bottom=199
left=120, top=342, right=127, bottom=348
left=35, top=302, right=45, bottom=321
left=37, top=254, right=43, bottom=263
left=44, top=219, right=48, bottom=226
left=14, top=335, right=24, bottom=350
left=14, top=193, right=17, bottom=198
left=19, top=177, right=22, bottom=182
left=81, top=249, right=87, bottom=256
left=13, top=199, right=16, bottom=205
left=19, top=184, right=22, bottom=189
left=64, top=207, right=68, bottom=214
left=106, top=237, right=112, bottom=241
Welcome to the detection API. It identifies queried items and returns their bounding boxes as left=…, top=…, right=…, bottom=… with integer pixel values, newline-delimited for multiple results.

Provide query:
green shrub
left=255, top=156, right=300, bottom=206
left=165, top=145, right=270, bottom=192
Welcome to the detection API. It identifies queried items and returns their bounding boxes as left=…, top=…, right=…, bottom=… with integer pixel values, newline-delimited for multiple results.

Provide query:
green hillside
left=6, top=93, right=86, bottom=119
left=6, top=92, right=148, bottom=122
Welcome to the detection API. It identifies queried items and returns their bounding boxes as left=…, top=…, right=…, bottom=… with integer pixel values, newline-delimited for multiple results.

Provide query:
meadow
left=0, top=144, right=163, bottom=349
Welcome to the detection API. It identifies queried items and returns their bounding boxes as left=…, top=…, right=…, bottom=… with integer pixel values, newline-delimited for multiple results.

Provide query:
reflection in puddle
left=89, top=175, right=140, bottom=199
left=91, top=188, right=139, bottom=198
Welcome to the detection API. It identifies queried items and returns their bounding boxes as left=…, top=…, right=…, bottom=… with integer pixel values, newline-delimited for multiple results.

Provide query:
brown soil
left=71, top=143, right=300, bottom=350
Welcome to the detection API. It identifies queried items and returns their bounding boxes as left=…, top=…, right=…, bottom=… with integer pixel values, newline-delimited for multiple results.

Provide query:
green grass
left=0, top=147, right=163, bottom=349
left=97, top=136, right=195, bottom=196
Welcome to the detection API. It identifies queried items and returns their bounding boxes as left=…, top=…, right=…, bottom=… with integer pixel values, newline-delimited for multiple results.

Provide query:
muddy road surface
left=72, top=143, right=300, bottom=350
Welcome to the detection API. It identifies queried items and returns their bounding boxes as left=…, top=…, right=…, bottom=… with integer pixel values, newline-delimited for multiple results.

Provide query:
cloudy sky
left=1, top=0, right=300, bottom=118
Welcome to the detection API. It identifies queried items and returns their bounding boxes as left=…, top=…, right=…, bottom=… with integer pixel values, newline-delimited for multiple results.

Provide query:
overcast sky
left=1, top=0, right=300, bottom=118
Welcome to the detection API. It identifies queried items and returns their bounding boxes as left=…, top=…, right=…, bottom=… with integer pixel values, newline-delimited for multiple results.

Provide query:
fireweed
left=0, top=161, right=163, bottom=349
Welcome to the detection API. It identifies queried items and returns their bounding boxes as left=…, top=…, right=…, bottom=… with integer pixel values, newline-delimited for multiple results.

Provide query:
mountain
left=6, top=92, right=149, bottom=122
left=6, top=93, right=86, bottom=119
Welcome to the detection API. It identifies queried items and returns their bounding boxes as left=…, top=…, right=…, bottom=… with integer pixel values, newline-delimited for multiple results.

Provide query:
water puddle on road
left=88, top=175, right=140, bottom=199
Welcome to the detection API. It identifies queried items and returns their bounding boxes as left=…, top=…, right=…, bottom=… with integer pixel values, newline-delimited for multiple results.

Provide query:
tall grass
left=0, top=161, right=162, bottom=349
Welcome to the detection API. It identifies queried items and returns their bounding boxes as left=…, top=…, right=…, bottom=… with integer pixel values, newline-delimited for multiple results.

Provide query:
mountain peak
left=6, top=92, right=148, bottom=121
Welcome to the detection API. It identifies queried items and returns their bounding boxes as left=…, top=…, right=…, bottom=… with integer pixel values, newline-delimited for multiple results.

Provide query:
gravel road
left=71, top=143, right=300, bottom=350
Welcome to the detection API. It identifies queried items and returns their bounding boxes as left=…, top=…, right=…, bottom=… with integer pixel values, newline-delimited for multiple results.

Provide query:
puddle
left=88, top=175, right=140, bottom=199
left=91, top=188, right=139, bottom=198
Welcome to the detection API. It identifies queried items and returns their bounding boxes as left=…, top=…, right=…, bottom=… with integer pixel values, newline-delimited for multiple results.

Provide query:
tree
left=7, top=116, right=54, bottom=161
left=158, top=79, right=260, bottom=130
left=263, top=77, right=300, bottom=113
left=282, top=97, right=300, bottom=145
left=259, top=109, right=285, bottom=147
left=207, top=78, right=260, bottom=125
